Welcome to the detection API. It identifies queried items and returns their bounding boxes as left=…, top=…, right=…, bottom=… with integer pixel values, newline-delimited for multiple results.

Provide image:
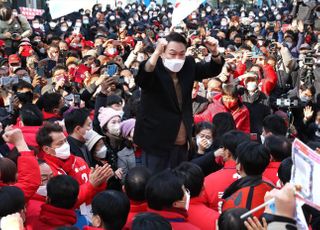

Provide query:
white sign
left=292, top=139, right=320, bottom=210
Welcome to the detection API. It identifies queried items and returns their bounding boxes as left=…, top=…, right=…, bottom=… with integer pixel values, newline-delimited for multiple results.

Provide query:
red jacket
left=43, top=153, right=91, bottom=185
left=188, top=196, right=219, bottom=230
left=28, top=203, right=76, bottom=230
left=7, top=126, right=41, bottom=150
left=26, top=194, right=46, bottom=229
left=194, top=99, right=251, bottom=133
left=126, top=200, right=148, bottom=225
left=222, top=178, right=274, bottom=217
left=0, top=151, right=41, bottom=202
left=83, top=227, right=104, bottom=230
left=202, top=160, right=239, bottom=212
left=261, top=64, right=278, bottom=96
left=43, top=153, right=105, bottom=205
left=263, top=161, right=281, bottom=187
left=147, top=208, right=200, bottom=230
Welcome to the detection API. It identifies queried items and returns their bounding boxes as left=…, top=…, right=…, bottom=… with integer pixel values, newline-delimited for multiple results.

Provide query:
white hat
left=85, top=129, right=104, bottom=152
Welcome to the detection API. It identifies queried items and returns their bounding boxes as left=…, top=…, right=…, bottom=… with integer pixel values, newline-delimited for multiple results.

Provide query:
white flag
left=171, top=0, right=205, bottom=27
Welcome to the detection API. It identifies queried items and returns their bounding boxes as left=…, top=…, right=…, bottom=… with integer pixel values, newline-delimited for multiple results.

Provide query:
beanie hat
left=85, top=129, right=104, bottom=152
left=120, top=118, right=136, bottom=138
left=0, top=186, right=25, bottom=217
left=98, top=107, right=122, bottom=129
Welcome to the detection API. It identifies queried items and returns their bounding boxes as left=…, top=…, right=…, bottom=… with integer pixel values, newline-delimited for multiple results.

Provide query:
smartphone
left=74, top=94, right=81, bottom=107
left=0, top=76, right=19, bottom=86
left=106, top=64, right=118, bottom=77
left=36, top=66, right=45, bottom=77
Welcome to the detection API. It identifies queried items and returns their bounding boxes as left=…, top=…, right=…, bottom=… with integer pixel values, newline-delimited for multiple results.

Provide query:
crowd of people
left=0, top=0, right=320, bottom=229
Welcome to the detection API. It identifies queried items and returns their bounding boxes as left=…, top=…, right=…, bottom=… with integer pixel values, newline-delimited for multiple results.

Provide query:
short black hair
left=47, top=175, right=79, bottom=209
left=0, top=186, right=25, bottom=217
left=221, top=130, right=250, bottom=159
left=264, top=135, right=291, bottom=162
left=212, top=112, right=236, bottom=137
left=218, top=208, right=250, bottom=230
left=12, top=80, right=33, bottom=92
left=174, top=162, right=204, bottom=197
left=124, top=167, right=151, bottom=202
left=194, top=122, right=213, bottom=136
left=262, top=115, right=287, bottom=136
left=132, top=212, right=172, bottom=230
left=36, top=123, right=63, bottom=147
left=146, top=169, right=184, bottom=210
left=165, top=32, right=187, bottom=47
left=278, top=157, right=293, bottom=184
left=106, top=94, right=123, bottom=107
left=222, top=83, right=238, bottom=98
left=64, top=108, right=90, bottom=134
left=20, top=103, right=43, bottom=126
left=37, top=92, right=62, bottom=113
left=236, top=141, right=270, bottom=176
left=92, top=190, right=130, bottom=230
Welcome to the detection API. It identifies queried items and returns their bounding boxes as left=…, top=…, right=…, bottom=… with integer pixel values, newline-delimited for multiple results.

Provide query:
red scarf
left=44, top=153, right=76, bottom=175
left=39, top=203, right=76, bottom=226
left=42, top=110, right=61, bottom=121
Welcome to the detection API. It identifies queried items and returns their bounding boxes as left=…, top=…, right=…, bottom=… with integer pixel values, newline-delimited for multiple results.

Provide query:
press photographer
left=0, top=5, right=32, bottom=55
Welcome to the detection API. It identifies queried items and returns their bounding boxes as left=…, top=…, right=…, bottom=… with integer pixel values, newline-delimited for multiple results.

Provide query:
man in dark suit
left=134, top=32, right=224, bottom=173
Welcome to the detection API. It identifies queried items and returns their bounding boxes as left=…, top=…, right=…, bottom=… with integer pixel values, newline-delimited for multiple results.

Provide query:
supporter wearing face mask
left=98, top=107, right=125, bottom=177
left=191, top=82, right=209, bottom=115
left=195, top=84, right=250, bottom=134
left=241, top=74, right=271, bottom=136
left=289, top=84, right=316, bottom=142
left=134, top=32, right=224, bottom=173
left=64, top=108, right=94, bottom=167
left=0, top=5, right=32, bottom=55
left=192, top=122, right=214, bottom=159
left=145, top=169, right=197, bottom=229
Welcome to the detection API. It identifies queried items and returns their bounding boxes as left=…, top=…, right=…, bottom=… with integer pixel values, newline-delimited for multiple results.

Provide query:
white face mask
left=49, top=22, right=57, bottom=28
left=36, top=185, right=47, bottom=197
left=84, top=130, right=91, bottom=140
left=137, top=53, right=145, bottom=62
left=108, top=48, right=116, bottom=55
left=83, top=19, right=89, bottom=24
left=54, top=142, right=71, bottom=160
left=75, top=22, right=82, bottom=27
left=96, top=146, right=107, bottom=159
left=66, top=21, right=72, bottom=27
left=61, top=27, right=68, bottom=32
left=184, top=189, right=191, bottom=211
left=196, top=136, right=212, bottom=149
left=107, top=123, right=121, bottom=136
left=32, top=23, right=40, bottom=29
left=246, top=81, right=258, bottom=92
left=163, top=58, right=185, bottom=73
left=221, top=21, right=227, bottom=26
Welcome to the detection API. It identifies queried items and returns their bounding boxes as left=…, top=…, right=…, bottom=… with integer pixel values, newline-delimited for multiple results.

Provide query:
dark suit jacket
left=133, top=56, right=224, bottom=156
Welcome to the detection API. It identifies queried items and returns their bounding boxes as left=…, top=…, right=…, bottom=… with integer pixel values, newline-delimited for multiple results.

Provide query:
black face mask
left=234, top=42, right=242, bottom=48
left=16, top=91, right=33, bottom=105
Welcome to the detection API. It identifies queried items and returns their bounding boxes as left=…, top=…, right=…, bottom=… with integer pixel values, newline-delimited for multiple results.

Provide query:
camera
left=276, top=98, right=299, bottom=108
left=11, top=33, right=20, bottom=40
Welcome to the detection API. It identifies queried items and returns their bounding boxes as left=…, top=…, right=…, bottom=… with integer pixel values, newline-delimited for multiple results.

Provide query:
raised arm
left=195, top=37, right=225, bottom=81
left=2, top=128, right=41, bottom=201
